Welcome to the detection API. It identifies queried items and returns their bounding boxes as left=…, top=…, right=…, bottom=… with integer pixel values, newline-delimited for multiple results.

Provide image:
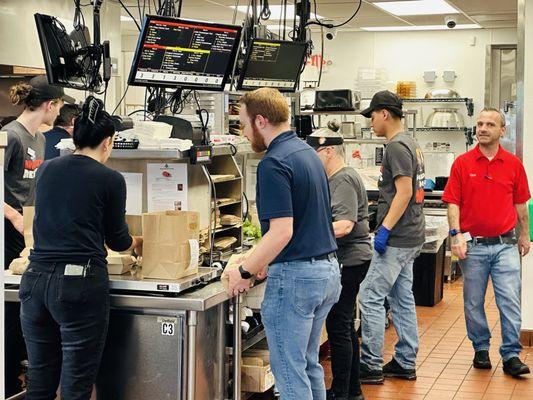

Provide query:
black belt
left=472, top=231, right=516, bottom=245
left=299, top=252, right=337, bottom=263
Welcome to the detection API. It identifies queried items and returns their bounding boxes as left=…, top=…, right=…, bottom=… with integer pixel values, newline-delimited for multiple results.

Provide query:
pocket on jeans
left=57, top=275, right=88, bottom=304
left=19, top=269, right=40, bottom=303
left=261, top=276, right=281, bottom=320
left=293, top=277, right=329, bottom=318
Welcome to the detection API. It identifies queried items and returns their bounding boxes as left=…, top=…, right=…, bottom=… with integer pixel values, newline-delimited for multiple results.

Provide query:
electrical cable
left=260, top=0, right=271, bottom=20
left=307, top=0, right=362, bottom=28
left=112, top=84, right=130, bottom=115
left=127, top=109, right=154, bottom=118
left=137, top=0, right=143, bottom=24
left=318, top=24, right=324, bottom=87
left=118, top=0, right=141, bottom=30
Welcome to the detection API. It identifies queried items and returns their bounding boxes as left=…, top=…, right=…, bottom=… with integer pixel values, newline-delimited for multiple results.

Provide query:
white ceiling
left=115, top=0, right=518, bottom=33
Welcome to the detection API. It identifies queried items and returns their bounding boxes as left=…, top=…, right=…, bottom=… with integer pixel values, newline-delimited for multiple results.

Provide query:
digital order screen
left=238, top=39, right=308, bottom=92
left=129, top=16, right=241, bottom=91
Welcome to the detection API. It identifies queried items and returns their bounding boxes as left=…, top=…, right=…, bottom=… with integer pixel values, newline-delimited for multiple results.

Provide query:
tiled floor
left=255, top=277, right=532, bottom=399
left=321, top=277, right=533, bottom=400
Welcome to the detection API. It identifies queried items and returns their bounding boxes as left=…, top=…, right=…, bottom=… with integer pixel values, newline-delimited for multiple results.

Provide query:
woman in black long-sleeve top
left=18, top=96, right=143, bottom=400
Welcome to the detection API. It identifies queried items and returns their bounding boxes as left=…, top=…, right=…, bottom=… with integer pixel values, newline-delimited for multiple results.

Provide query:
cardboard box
left=141, top=211, right=200, bottom=280
left=241, top=349, right=275, bottom=393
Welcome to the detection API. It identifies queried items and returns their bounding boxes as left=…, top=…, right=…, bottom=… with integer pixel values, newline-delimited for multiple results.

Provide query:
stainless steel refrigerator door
left=96, top=310, right=185, bottom=400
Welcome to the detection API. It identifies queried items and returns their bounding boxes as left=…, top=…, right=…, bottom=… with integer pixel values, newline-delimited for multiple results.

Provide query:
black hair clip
left=87, top=96, right=101, bottom=124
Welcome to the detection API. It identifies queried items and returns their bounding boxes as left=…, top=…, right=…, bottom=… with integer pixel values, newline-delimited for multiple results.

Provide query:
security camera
left=325, top=27, right=337, bottom=40
left=321, top=19, right=337, bottom=40
left=445, top=15, right=457, bottom=29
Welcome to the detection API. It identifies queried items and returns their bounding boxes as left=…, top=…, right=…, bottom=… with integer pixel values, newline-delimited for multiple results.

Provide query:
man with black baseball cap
left=3, top=75, right=71, bottom=396
left=358, top=90, right=426, bottom=384
left=308, top=129, right=371, bottom=400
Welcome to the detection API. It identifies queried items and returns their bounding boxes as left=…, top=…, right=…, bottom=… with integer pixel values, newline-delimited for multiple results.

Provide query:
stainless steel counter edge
left=5, top=281, right=231, bottom=312
left=110, top=143, right=253, bottom=160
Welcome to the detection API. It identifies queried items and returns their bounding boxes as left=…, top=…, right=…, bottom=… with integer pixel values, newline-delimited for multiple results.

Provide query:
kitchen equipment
left=425, top=108, right=465, bottom=128
left=424, top=89, right=460, bottom=99
left=341, top=121, right=356, bottom=137
left=314, top=89, right=356, bottom=111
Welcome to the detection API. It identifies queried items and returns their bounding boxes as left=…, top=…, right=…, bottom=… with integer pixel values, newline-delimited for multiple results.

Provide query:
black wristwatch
left=239, top=265, right=253, bottom=279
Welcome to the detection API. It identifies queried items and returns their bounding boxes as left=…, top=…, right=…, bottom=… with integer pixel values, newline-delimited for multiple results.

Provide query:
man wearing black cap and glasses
left=357, top=91, right=426, bottom=384
left=307, top=129, right=372, bottom=400
left=3, top=75, right=73, bottom=396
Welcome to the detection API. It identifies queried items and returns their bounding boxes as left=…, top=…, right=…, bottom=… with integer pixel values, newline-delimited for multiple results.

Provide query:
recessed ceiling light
left=361, top=24, right=481, bottom=31
left=373, top=0, right=459, bottom=16
left=120, top=15, right=134, bottom=22
left=264, top=24, right=293, bottom=31
left=231, top=5, right=322, bottom=20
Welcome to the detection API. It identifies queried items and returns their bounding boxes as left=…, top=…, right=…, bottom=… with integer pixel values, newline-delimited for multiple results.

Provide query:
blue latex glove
left=374, top=225, right=391, bottom=254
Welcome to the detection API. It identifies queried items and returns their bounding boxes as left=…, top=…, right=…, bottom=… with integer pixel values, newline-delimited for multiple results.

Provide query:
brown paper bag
left=221, top=247, right=256, bottom=291
left=141, top=211, right=200, bottom=280
left=126, top=215, right=142, bottom=236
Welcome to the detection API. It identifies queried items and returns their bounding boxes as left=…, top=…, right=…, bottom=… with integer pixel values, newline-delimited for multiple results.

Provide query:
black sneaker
left=327, top=389, right=365, bottom=400
left=350, top=390, right=365, bottom=400
left=503, top=357, right=530, bottom=377
left=473, top=350, right=492, bottom=369
left=359, top=363, right=384, bottom=384
left=383, top=357, right=417, bottom=380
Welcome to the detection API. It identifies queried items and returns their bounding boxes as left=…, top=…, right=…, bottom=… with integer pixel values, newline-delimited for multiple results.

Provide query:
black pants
left=5, top=218, right=26, bottom=397
left=326, top=261, right=370, bottom=397
left=19, top=261, right=110, bottom=400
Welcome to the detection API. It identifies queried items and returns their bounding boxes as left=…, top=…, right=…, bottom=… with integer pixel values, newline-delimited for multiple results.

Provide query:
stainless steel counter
left=4, top=272, right=237, bottom=400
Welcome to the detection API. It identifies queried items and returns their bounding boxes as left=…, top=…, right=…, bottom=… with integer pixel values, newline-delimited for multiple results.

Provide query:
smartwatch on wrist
left=238, top=265, right=253, bottom=279
left=449, top=229, right=461, bottom=237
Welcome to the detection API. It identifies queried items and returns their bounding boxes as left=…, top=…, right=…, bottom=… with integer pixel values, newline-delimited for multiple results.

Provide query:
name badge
left=27, top=147, right=36, bottom=159
left=64, top=264, right=85, bottom=276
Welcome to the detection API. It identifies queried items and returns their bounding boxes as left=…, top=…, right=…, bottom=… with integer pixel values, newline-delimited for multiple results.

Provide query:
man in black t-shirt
left=358, top=91, right=425, bottom=385
left=308, top=129, right=371, bottom=400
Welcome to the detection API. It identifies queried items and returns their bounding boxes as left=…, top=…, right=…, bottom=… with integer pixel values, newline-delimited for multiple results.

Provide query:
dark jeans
left=19, top=261, right=110, bottom=400
left=5, top=218, right=27, bottom=397
left=326, top=261, right=370, bottom=397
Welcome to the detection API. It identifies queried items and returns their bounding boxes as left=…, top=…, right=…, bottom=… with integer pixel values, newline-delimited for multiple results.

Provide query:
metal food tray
left=4, top=267, right=221, bottom=295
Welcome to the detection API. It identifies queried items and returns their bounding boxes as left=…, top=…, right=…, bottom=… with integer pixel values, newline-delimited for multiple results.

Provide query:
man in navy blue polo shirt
left=223, top=88, right=341, bottom=400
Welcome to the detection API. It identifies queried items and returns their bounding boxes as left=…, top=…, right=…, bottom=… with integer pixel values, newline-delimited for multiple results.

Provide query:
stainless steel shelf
left=213, top=177, right=242, bottom=184
left=402, top=97, right=472, bottom=103
left=344, top=138, right=386, bottom=144
left=215, top=224, right=243, bottom=234
left=300, top=110, right=360, bottom=115
left=413, top=127, right=470, bottom=132
left=215, top=200, right=242, bottom=207
left=110, top=143, right=253, bottom=160
left=227, top=329, right=266, bottom=356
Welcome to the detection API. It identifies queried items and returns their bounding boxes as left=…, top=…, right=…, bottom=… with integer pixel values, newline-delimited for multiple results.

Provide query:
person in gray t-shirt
left=358, top=91, right=425, bottom=385
left=3, top=76, right=68, bottom=398
left=308, top=129, right=371, bottom=400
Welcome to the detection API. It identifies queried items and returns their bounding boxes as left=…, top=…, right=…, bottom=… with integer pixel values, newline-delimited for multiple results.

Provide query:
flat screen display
left=237, top=39, right=308, bottom=92
left=128, top=15, right=242, bottom=91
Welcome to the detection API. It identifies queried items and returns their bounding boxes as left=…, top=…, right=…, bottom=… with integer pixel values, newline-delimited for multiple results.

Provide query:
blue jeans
left=460, top=242, right=522, bottom=361
left=19, top=261, right=110, bottom=400
left=261, top=259, right=342, bottom=400
left=359, top=246, right=422, bottom=370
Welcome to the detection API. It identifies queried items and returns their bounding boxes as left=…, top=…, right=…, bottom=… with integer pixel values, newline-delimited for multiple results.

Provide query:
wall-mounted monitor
left=128, top=15, right=242, bottom=91
left=237, top=38, right=308, bottom=92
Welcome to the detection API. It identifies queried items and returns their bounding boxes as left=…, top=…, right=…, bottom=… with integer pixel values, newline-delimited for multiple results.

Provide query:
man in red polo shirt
left=443, top=108, right=531, bottom=377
